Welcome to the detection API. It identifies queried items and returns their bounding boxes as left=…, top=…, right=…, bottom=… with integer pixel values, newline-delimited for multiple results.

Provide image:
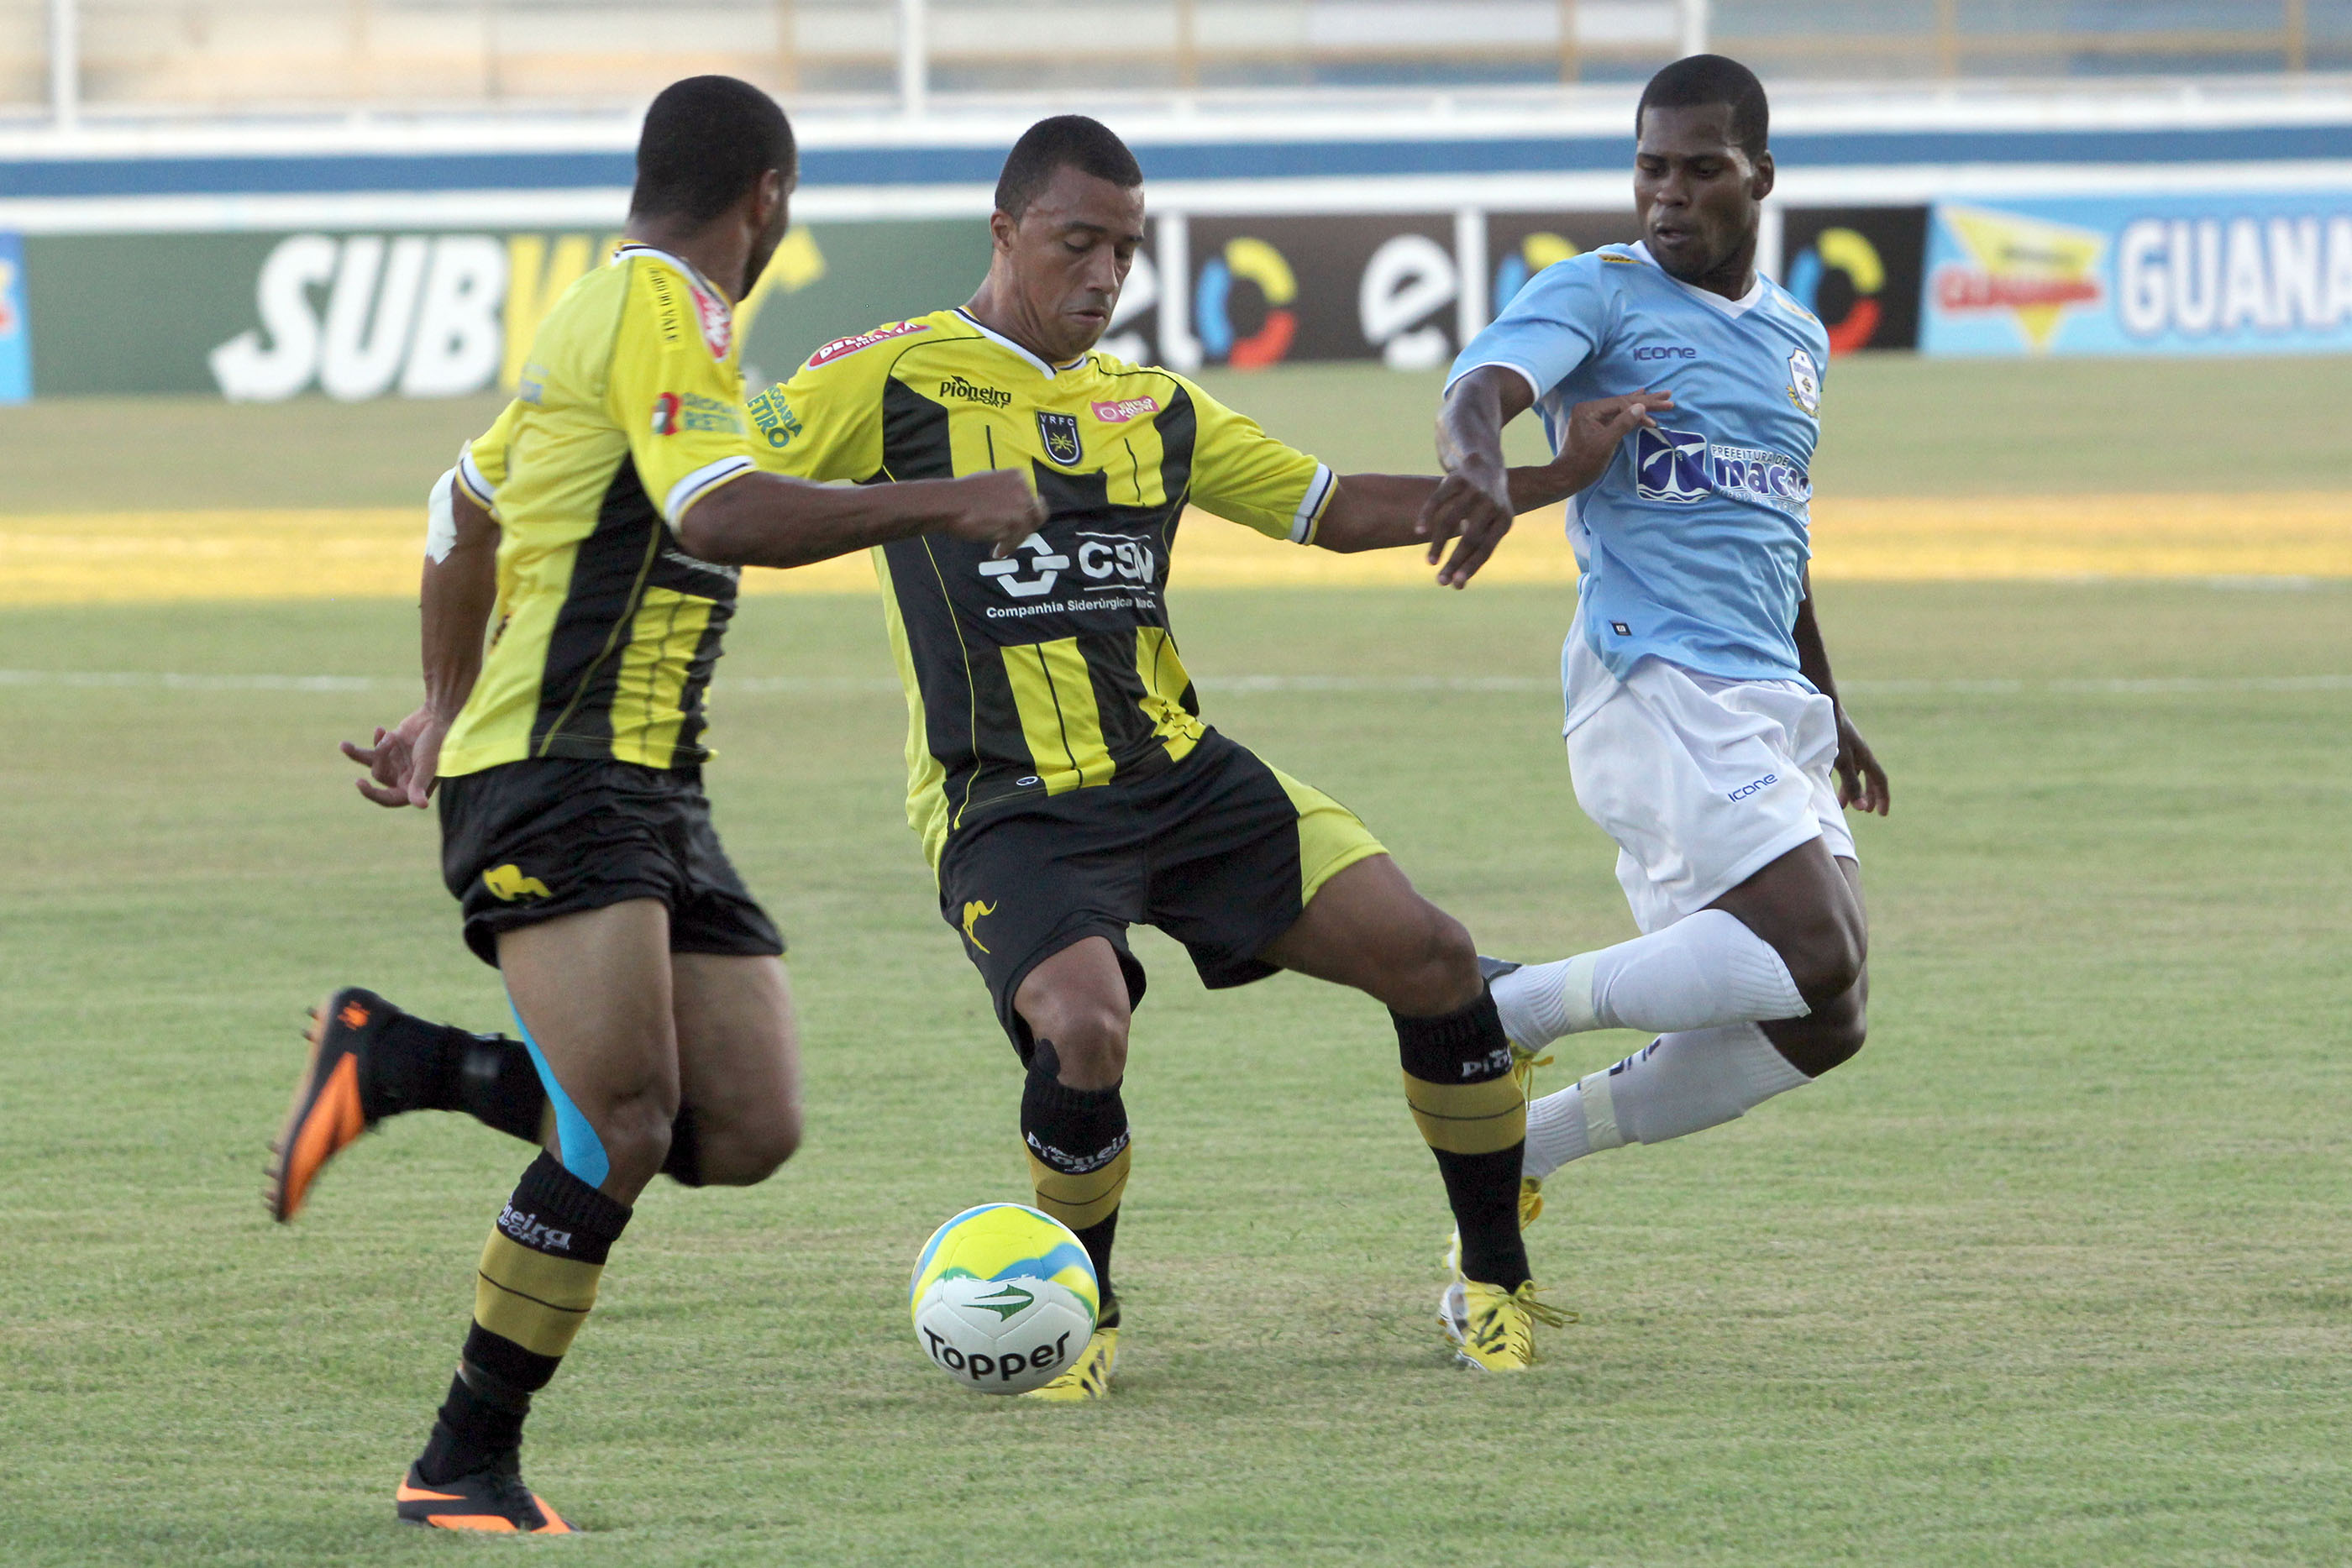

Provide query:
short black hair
left=631, top=76, right=795, bottom=225
left=1636, top=54, right=1769, bottom=160
left=994, top=115, right=1143, bottom=222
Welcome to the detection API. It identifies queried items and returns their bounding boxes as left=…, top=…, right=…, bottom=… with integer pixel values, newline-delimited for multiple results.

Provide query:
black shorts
left=438, top=758, right=785, bottom=968
left=936, top=732, right=1386, bottom=1052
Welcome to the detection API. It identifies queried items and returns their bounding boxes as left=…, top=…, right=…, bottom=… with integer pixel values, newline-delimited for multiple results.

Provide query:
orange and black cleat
left=396, top=1460, right=573, bottom=1534
left=263, top=986, right=392, bottom=1223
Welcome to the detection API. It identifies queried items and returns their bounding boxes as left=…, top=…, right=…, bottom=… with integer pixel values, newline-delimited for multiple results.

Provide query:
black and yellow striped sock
left=1021, top=1042, right=1131, bottom=1308
left=1397, top=988, right=1530, bottom=1291
left=417, top=1151, right=632, bottom=1484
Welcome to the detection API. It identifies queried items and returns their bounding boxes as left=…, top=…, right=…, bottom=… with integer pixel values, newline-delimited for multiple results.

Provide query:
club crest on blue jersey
left=1786, top=349, right=1821, bottom=417
left=1037, top=411, right=1084, bottom=466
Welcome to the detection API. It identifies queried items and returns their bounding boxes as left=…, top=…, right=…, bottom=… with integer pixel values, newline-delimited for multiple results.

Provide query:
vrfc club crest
left=1037, top=411, right=1084, bottom=466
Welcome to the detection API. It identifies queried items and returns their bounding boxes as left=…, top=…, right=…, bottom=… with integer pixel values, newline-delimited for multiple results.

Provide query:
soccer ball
left=909, top=1203, right=1098, bottom=1395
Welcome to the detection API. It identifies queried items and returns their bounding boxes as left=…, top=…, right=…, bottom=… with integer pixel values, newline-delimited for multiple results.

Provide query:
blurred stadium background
left=3, top=5, right=2347, bottom=1565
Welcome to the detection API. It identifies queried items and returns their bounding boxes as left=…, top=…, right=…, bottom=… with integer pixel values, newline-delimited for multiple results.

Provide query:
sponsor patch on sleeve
left=805, top=319, right=930, bottom=369
left=748, top=388, right=805, bottom=449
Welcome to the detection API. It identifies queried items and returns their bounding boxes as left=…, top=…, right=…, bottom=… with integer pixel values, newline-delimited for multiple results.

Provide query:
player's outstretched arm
left=1310, top=463, right=1599, bottom=586
left=675, top=469, right=1045, bottom=569
left=1792, top=569, right=1891, bottom=816
left=344, top=478, right=500, bottom=809
left=1418, top=374, right=1672, bottom=587
left=1317, top=389, right=1674, bottom=588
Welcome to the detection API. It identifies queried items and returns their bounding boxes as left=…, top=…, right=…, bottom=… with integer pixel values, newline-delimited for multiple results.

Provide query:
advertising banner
left=0, top=233, right=28, bottom=402
left=18, top=219, right=995, bottom=399
left=1779, top=207, right=1929, bottom=354
left=1921, top=191, right=2352, bottom=356
left=1099, top=210, right=1643, bottom=375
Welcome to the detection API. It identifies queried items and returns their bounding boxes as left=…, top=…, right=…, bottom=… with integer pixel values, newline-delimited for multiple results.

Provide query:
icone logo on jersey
left=1633, top=427, right=1811, bottom=515
left=1091, top=395, right=1159, bottom=423
left=979, top=533, right=1072, bottom=598
left=1634, top=343, right=1696, bottom=361
left=805, top=319, right=928, bottom=368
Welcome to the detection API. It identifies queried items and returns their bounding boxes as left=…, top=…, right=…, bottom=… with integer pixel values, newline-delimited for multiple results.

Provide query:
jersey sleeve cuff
left=1443, top=360, right=1547, bottom=402
left=1289, top=462, right=1336, bottom=545
left=454, top=444, right=496, bottom=507
left=663, top=455, right=756, bottom=527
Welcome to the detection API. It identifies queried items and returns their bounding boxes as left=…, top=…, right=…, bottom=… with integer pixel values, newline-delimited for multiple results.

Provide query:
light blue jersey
left=1449, top=241, right=1830, bottom=686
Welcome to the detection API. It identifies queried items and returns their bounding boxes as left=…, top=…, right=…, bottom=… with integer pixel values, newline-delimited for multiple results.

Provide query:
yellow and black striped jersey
left=439, top=243, right=758, bottom=778
left=749, top=307, right=1336, bottom=867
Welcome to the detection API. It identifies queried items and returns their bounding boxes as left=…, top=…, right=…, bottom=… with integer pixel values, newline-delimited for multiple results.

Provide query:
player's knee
left=594, top=1087, right=680, bottom=1191
left=1778, top=1009, right=1866, bottom=1078
left=1383, top=906, right=1483, bottom=1016
left=701, top=1106, right=801, bottom=1186
left=1781, top=912, right=1866, bottom=1008
left=1023, top=1000, right=1130, bottom=1088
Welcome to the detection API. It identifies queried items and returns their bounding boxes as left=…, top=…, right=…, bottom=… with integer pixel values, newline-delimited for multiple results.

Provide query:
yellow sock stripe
left=473, top=1231, right=605, bottom=1360
left=1401, top=1071, right=1529, bottom=1155
left=1027, top=1144, right=1131, bottom=1231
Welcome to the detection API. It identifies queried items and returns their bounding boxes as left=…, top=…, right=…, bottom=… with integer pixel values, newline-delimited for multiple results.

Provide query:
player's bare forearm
left=1793, top=573, right=1892, bottom=816
left=675, top=470, right=1042, bottom=568
left=1435, top=364, right=1530, bottom=484
left=1790, top=579, right=1840, bottom=705
left=1311, top=469, right=1586, bottom=554
left=420, top=487, right=499, bottom=721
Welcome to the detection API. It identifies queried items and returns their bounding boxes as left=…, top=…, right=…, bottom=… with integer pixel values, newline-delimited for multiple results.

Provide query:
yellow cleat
left=1022, top=1325, right=1117, bottom=1401
left=1448, top=1280, right=1569, bottom=1372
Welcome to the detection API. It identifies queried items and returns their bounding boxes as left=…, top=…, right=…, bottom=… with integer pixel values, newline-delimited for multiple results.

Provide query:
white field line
left=5, top=670, right=2351, bottom=697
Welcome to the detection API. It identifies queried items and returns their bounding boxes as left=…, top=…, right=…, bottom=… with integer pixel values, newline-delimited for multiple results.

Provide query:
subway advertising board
left=1920, top=191, right=2352, bottom=356
left=37, top=195, right=2261, bottom=400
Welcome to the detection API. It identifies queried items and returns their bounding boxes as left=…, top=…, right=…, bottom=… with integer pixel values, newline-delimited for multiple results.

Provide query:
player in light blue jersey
left=1419, top=55, right=1892, bottom=1329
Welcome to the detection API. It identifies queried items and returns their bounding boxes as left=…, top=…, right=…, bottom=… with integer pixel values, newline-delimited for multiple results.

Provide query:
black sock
left=416, top=1151, right=633, bottom=1482
left=357, top=1002, right=546, bottom=1144
left=417, top=1364, right=531, bottom=1483
left=1395, top=988, right=1531, bottom=1291
left=1021, top=1041, right=1131, bottom=1304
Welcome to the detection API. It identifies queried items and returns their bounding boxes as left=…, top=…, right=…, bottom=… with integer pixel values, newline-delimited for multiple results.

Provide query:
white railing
left=4, top=0, right=2345, bottom=124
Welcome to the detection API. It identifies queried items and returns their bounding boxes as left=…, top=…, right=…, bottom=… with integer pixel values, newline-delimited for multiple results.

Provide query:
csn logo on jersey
left=979, top=534, right=1073, bottom=598
left=1634, top=427, right=1811, bottom=517
left=1037, top=411, right=1084, bottom=465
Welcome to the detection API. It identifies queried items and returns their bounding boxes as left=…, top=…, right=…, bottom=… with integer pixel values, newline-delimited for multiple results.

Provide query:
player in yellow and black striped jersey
left=749, top=117, right=1597, bottom=1388
left=264, top=78, right=1041, bottom=1531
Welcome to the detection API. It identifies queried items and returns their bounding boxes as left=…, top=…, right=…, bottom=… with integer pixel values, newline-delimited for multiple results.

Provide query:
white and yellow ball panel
left=909, top=1202, right=1100, bottom=1326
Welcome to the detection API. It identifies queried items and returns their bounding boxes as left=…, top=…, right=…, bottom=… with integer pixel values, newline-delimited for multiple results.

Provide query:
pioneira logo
left=1931, top=205, right=2105, bottom=351
left=806, top=320, right=928, bottom=368
left=499, top=1203, right=575, bottom=1253
left=1090, top=396, right=1159, bottom=423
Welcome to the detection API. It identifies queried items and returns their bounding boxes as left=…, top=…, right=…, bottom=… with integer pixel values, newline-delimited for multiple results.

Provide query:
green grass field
left=1, top=359, right=2348, bottom=1565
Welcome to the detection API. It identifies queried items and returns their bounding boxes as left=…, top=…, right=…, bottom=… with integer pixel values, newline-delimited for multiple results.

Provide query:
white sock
left=1490, top=910, right=1807, bottom=1046
left=1520, top=1024, right=1813, bottom=1181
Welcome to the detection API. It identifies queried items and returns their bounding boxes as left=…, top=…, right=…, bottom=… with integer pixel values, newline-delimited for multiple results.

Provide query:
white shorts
left=1562, top=616, right=1855, bottom=936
